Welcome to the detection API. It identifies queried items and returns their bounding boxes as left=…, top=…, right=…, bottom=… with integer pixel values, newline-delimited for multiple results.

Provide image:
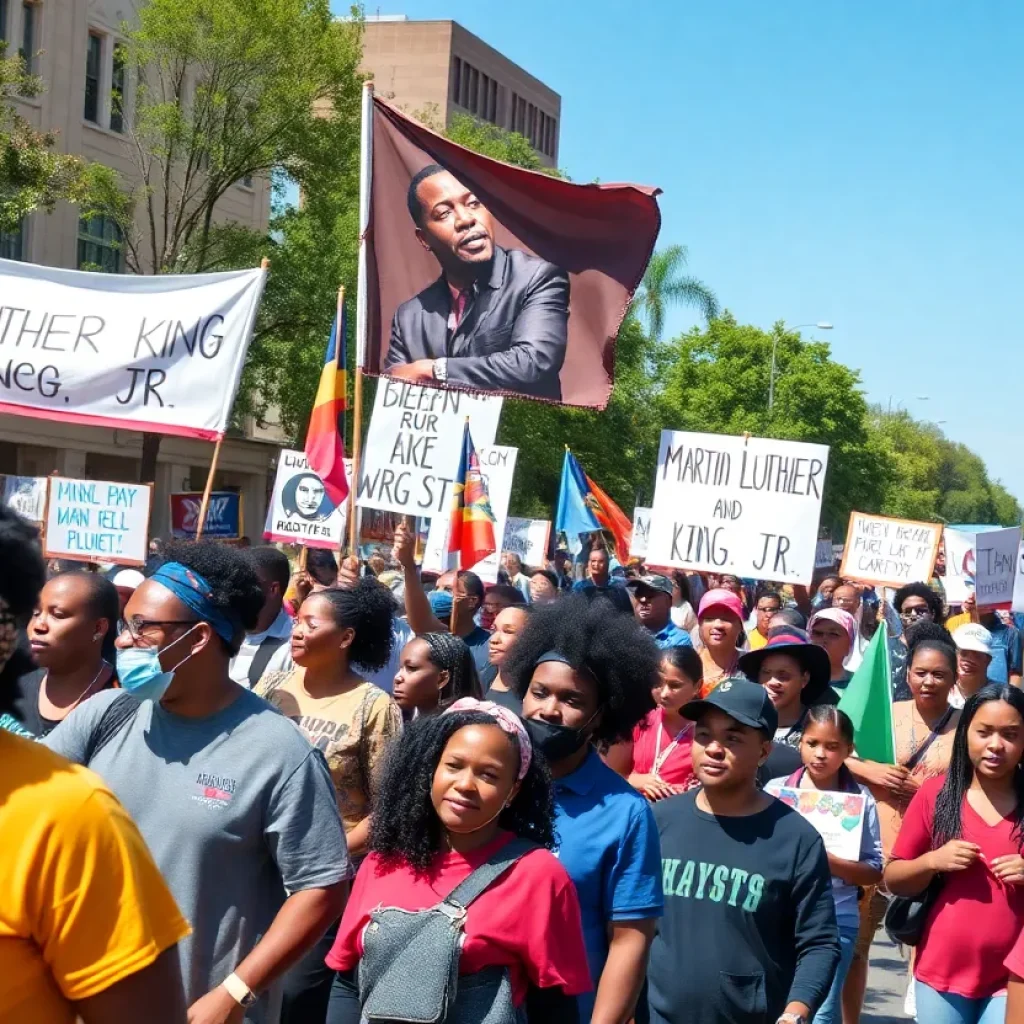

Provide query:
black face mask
left=524, top=717, right=590, bottom=763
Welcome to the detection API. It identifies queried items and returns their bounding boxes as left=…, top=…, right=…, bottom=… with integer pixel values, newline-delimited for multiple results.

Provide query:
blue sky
left=341, top=1, right=1024, bottom=501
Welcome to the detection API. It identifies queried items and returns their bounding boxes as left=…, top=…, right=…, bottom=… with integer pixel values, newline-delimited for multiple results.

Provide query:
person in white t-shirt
left=230, top=546, right=295, bottom=689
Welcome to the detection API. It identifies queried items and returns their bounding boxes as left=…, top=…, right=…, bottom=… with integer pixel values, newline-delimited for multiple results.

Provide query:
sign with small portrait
left=264, top=449, right=351, bottom=549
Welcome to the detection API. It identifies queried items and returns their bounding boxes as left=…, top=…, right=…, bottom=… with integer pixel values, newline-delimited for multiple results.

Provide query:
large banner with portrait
left=364, top=98, right=662, bottom=409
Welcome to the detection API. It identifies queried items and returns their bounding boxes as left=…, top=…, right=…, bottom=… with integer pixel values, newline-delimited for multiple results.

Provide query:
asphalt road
left=863, top=934, right=911, bottom=1023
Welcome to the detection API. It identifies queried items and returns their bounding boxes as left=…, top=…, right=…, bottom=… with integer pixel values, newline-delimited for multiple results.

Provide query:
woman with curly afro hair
left=325, top=702, right=591, bottom=1024
left=500, top=594, right=663, bottom=1023
left=45, top=540, right=351, bottom=1023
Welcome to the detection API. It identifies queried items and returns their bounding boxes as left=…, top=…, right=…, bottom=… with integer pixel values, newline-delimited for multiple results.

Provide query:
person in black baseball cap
left=626, top=574, right=693, bottom=650
left=644, top=673, right=840, bottom=1024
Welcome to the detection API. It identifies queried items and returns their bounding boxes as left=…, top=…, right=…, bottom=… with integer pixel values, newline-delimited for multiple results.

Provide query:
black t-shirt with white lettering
left=647, top=790, right=839, bottom=1024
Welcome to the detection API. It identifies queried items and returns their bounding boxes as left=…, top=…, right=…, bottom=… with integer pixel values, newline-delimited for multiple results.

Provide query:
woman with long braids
left=391, top=632, right=482, bottom=719
left=885, top=684, right=1024, bottom=1024
left=324, top=701, right=591, bottom=1023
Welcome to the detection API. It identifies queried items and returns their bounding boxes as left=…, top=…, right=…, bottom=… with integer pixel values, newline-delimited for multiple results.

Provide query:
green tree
left=0, top=51, right=116, bottom=230
left=443, top=113, right=560, bottom=175
left=635, top=244, right=718, bottom=340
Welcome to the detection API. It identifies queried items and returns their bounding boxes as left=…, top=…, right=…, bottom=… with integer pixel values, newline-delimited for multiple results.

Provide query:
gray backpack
left=358, top=838, right=536, bottom=1024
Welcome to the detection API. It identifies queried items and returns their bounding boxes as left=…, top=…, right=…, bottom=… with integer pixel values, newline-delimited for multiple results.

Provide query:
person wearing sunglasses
left=44, top=540, right=352, bottom=1024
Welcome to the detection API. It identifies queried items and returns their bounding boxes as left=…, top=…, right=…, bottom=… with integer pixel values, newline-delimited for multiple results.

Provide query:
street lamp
left=769, top=322, right=833, bottom=411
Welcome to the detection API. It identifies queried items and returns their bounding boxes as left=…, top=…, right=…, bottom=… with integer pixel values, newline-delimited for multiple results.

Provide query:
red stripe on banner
left=0, top=401, right=223, bottom=441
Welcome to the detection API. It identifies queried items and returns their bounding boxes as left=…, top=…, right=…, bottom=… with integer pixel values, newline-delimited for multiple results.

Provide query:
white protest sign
left=630, top=507, right=651, bottom=558
left=815, top=537, right=835, bottom=569
left=0, top=259, right=265, bottom=439
left=839, top=512, right=942, bottom=588
left=942, top=528, right=976, bottom=606
left=357, top=380, right=502, bottom=517
left=646, top=431, right=829, bottom=584
left=3, top=475, right=47, bottom=522
left=974, top=527, right=1021, bottom=608
left=769, top=786, right=866, bottom=861
left=44, top=477, right=151, bottom=565
left=263, top=449, right=351, bottom=550
left=1013, top=538, right=1024, bottom=614
left=421, top=446, right=518, bottom=582
left=502, top=517, right=552, bottom=567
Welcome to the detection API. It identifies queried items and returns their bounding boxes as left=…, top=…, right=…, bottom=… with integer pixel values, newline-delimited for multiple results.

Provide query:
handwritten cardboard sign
left=975, top=527, right=1022, bottom=609
left=839, top=512, right=942, bottom=588
left=646, top=430, right=829, bottom=584
left=263, top=449, right=351, bottom=550
left=502, top=518, right=551, bottom=567
left=44, top=476, right=151, bottom=566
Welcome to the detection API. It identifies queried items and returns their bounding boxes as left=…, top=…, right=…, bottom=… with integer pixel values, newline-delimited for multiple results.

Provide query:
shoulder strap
left=903, top=706, right=955, bottom=772
left=248, top=635, right=289, bottom=688
left=445, top=837, right=538, bottom=910
left=84, top=692, right=141, bottom=765
left=785, top=766, right=805, bottom=787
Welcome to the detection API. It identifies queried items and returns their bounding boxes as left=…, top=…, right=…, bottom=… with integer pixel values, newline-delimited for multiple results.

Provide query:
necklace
left=43, top=661, right=108, bottom=716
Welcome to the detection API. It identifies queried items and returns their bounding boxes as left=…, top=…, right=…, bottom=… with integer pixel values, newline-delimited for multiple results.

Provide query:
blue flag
left=555, top=450, right=601, bottom=544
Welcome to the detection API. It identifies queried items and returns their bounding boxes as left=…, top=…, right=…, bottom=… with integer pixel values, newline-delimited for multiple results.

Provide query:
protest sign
left=646, top=431, right=829, bottom=584
left=3, top=475, right=47, bottom=523
left=770, top=787, right=866, bottom=861
left=502, top=517, right=552, bottom=567
left=357, top=380, right=502, bottom=517
left=365, top=97, right=661, bottom=409
left=630, top=507, right=651, bottom=558
left=1013, top=537, right=1024, bottom=614
left=974, top=527, right=1022, bottom=608
left=170, top=491, right=242, bottom=540
left=942, top=528, right=976, bottom=606
left=839, top=512, right=942, bottom=588
left=44, top=477, right=151, bottom=565
left=264, top=449, right=351, bottom=550
left=0, top=259, right=265, bottom=439
left=815, top=537, right=836, bottom=570
left=422, top=445, right=517, bottom=582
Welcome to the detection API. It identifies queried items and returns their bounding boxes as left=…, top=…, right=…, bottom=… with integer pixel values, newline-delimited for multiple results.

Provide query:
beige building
left=0, top=0, right=280, bottom=543
left=360, top=15, right=561, bottom=167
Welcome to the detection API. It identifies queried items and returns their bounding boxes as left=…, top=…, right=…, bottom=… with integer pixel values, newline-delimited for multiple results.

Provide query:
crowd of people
left=5, top=510, right=1024, bottom=1024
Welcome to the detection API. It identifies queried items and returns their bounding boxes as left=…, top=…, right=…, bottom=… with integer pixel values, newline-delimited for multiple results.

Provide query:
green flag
left=837, top=626, right=895, bottom=764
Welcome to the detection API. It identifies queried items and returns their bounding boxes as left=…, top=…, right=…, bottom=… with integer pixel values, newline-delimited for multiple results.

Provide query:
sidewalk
left=863, top=933, right=911, bottom=1023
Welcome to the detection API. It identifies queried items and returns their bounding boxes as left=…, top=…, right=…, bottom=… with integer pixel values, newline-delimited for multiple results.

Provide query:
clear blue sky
left=341, top=1, right=1024, bottom=502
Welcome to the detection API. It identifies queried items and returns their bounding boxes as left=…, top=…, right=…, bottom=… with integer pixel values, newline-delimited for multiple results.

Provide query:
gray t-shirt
left=43, top=687, right=352, bottom=1023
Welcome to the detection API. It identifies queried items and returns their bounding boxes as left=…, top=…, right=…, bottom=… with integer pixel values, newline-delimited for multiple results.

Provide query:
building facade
left=360, top=16, right=561, bottom=167
left=0, top=0, right=281, bottom=545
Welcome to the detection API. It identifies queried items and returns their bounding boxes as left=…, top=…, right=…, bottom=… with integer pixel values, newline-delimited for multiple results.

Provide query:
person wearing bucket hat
left=626, top=575, right=693, bottom=650
left=645, top=676, right=840, bottom=1024
left=695, top=588, right=745, bottom=696
left=951, top=622, right=995, bottom=709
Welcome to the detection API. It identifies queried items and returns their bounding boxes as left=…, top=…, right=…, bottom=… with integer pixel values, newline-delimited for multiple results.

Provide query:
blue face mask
left=116, top=626, right=199, bottom=702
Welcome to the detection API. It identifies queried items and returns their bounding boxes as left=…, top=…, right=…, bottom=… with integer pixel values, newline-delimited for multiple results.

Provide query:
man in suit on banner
left=384, top=164, right=570, bottom=401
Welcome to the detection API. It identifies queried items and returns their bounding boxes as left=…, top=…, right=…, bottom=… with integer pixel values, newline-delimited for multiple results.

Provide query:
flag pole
left=349, top=79, right=374, bottom=559
left=194, top=436, right=224, bottom=541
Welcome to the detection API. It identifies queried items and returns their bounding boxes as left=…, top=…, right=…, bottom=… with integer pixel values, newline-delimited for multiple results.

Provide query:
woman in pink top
left=606, top=646, right=702, bottom=801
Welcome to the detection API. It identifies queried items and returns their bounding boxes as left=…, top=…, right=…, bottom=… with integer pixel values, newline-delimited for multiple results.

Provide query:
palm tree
left=636, top=244, right=719, bottom=340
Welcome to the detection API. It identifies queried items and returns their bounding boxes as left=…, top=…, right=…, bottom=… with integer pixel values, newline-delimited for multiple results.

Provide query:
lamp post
left=768, top=322, right=833, bottom=411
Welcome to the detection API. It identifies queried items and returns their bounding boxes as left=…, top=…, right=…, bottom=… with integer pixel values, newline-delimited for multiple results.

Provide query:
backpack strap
left=444, top=837, right=538, bottom=910
left=785, top=766, right=805, bottom=787
left=84, top=693, right=141, bottom=765
left=248, top=635, right=289, bottom=689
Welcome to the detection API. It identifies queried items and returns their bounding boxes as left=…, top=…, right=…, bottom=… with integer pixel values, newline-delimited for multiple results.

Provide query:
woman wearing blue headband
left=45, top=539, right=352, bottom=1024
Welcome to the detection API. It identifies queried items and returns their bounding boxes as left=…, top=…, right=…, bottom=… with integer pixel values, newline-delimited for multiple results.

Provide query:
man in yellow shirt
left=0, top=506, right=190, bottom=1023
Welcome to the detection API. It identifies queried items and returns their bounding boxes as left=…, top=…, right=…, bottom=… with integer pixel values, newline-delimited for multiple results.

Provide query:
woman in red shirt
left=324, top=698, right=591, bottom=1024
left=885, top=683, right=1024, bottom=1024
left=607, top=646, right=702, bottom=801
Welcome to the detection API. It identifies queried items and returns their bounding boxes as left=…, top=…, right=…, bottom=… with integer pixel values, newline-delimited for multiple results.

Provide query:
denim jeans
left=813, top=923, right=858, bottom=1024
left=914, top=979, right=1006, bottom=1024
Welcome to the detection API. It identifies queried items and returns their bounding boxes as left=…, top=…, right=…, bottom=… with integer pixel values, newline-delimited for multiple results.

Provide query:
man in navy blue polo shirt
left=627, top=575, right=693, bottom=650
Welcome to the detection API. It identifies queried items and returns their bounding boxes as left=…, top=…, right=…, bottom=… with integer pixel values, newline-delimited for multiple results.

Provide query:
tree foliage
left=0, top=51, right=117, bottom=231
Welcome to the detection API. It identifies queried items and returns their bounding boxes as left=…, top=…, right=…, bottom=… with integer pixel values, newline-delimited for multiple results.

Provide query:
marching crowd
left=6, top=509, right=1024, bottom=1024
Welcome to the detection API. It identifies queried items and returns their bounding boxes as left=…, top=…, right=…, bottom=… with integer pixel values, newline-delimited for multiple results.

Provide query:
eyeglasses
left=118, top=616, right=198, bottom=646
left=900, top=607, right=933, bottom=620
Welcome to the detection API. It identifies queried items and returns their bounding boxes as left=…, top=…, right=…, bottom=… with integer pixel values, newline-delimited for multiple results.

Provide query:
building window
left=84, top=33, right=102, bottom=123
left=0, top=0, right=8, bottom=44
left=20, top=1, right=35, bottom=73
left=77, top=215, right=122, bottom=273
left=110, top=44, right=125, bottom=132
left=451, top=57, right=461, bottom=103
left=0, top=219, right=24, bottom=261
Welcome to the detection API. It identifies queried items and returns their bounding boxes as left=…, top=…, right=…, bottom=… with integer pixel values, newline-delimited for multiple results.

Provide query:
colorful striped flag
left=304, top=303, right=349, bottom=507
left=555, top=449, right=633, bottom=564
left=448, top=421, right=497, bottom=570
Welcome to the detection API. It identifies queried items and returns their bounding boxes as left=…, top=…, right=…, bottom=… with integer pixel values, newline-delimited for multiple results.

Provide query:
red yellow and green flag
left=448, top=420, right=497, bottom=569
left=303, top=303, right=349, bottom=507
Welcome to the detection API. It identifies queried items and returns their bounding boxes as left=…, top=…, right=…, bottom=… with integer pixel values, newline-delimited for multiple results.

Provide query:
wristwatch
left=432, top=357, right=448, bottom=383
left=222, top=971, right=258, bottom=1009
left=777, top=1014, right=807, bottom=1024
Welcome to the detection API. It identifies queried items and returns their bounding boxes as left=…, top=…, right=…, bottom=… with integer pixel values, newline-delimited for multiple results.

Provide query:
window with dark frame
left=77, top=215, right=122, bottom=273
left=0, top=219, right=24, bottom=261
left=19, top=1, right=35, bottom=73
left=110, top=43, right=125, bottom=132
left=451, top=57, right=461, bottom=103
left=84, top=32, right=102, bottom=123
left=0, top=0, right=8, bottom=44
